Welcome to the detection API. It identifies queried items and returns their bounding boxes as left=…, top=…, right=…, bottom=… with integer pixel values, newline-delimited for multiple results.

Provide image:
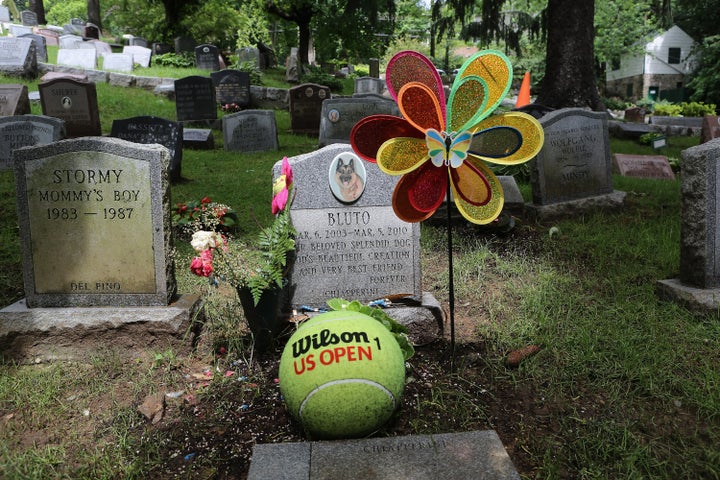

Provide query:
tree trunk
left=87, top=0, right=101, bottom=29
left=297, top=20, right=311, bottom=67
left=29, top=0, right=46, bottom=25
left=535, top=0, right=605, bottom=111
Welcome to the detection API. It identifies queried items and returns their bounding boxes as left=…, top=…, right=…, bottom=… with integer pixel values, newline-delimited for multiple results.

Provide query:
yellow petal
left=377, top=137, right=429, bottom=175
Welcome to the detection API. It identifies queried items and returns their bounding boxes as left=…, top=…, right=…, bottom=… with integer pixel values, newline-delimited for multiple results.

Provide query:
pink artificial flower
left=272, top=187, right=289, bottom=215
left=190, top=249, right=214, bottom=277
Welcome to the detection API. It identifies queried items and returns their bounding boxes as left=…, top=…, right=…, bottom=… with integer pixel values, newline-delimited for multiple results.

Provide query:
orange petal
left=398, top=82, right=445, bottom=132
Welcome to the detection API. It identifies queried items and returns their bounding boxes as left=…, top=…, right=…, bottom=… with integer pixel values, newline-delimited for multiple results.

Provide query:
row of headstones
left=9, top=130, right=720, bottom=313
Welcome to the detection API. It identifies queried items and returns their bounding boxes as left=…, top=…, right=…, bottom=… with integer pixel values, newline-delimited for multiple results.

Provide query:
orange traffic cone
left=516, top=71, right=531, bottom=108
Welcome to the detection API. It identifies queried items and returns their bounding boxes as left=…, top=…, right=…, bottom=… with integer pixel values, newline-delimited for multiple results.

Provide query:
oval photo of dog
left=329, top=152, right=366, bottom=203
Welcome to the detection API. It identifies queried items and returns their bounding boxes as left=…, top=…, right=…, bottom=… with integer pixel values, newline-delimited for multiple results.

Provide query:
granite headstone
left=530, top=108, right=612, bottom=204
left=20, top=10, right=38, bottom=26
left=0, top=115, right=65, bottom=170
left=195, top=44, right=220, bottom=71
left=129, top=37, right=149, bottom=48
left=700, top=115, right=720, bottom=144
left=0, top=6, right=9, bottom=23
left=12, top=137, right=176, bottom=307
left=183, top=128, right=215, bottom=150
left=612, top=154, right=675, bottom=180
left=237, top=46, right=260, bottom=67
left=353, top=77, right=384, bottom=96
left=174, top=36, right=196, bottom=54
left=19, top=33, right=48, bottom=63
left=38, top=29, right=60, bottom=47
left=222, top=110, right=278, bottom=153
left=0, top=84, right=31, bottom=117
left=111, top=116, right=183, bottom=182
left=57, top=48, right=97, bottom=69
left=102, top=53, right=134, bottom=72
left=275, top=144, right=421, bottom=307
left=318, top=97, right=400, bottom=147
left=174, top=76, right=217, bottom=122
left=0, top=37, right=37, bottom=78
left=289, top=83, right=331, bottom=135
left=122, top=45, right=151, bottom=68
left=9, top=24, right=33, bottom=37
left=59, top=34, right=84, bottom=49
left=39, top=77, right=101, bottom=137
left=83, top=23, right=100, bottom=40
left=211, top=69, right=250, bottom=107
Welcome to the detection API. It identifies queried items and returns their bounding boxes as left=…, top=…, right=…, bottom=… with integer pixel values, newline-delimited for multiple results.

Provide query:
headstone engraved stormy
left=12, top=137, right=176, bottom=307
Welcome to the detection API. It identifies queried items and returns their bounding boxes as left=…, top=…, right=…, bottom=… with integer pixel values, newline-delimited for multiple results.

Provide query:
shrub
left=679, top=101, right=716, bottom=117
left=153, top=52, right=195, bottom=69
left=302, top=66, right=344, bottom=92
left=652, top=100, right=682, bottom=116
left=638, top=132, right=664, bottom=145
left=603, top=96, right=629, bottom=111
left=235, top=61, right=262, bottom=86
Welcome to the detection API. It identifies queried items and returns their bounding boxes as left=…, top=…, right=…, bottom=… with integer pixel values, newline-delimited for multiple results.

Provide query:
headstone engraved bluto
left=111, top=116, right=183, bottom=182
left=12, top=137, right=176, bottom=307
left=195, top=44, right=220, bottom=71
left=276, top=144, right=421, bottom=308
left=211, top=69, right=250, bottom=107
left=57, top=48, right=97, bottom=69
left=174, top=76, right=217, bottom=122
left=248, top=430, right=520, bottom=480
left=531, top=108, right=613, bottom=204
left=0, top=115, right=65, bottom=171
left=39, top=77, right=101, bottom=137
left=222, top=110, right=278, bottom=153
left=20, top=10, right=38, bottom=26
left=0, top=84, right=31, bottom=117
left=318, top=97, right=400, bottom=147
left=289, top=83, right=331, bottom=135
left=0, top=37, right=37, bottom=78
left=19, top=34, right=48, bottom=63
left=658, top=139, right=720, bottom=311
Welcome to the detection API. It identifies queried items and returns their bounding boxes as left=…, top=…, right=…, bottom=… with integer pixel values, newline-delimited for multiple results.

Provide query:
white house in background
left=606, top=25, right=698, bottom=101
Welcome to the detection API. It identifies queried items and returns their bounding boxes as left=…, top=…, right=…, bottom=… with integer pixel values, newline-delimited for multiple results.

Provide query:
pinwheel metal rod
left=446, top=176, right=456, bottom=361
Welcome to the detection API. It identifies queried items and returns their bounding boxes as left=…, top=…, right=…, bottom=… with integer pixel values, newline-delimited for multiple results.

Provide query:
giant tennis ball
left=279, top=310, right=405, bottom=439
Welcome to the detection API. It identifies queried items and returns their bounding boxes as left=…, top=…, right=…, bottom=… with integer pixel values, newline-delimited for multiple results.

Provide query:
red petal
left=351, top=115, right=423, bottom=163
left=392, top=162, right=447, bottom=220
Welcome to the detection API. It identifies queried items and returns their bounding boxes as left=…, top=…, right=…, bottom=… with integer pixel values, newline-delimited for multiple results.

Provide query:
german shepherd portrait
left=334, top=157, right=364, bottom=202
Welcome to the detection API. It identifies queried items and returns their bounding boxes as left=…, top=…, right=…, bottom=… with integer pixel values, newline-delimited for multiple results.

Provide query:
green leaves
left=326, top=298, right=415, bottom=360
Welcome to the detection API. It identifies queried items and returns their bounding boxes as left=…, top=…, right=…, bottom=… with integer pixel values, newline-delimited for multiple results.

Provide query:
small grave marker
left=222, top=110, right=278, bottom=153
left=39, top=77, right=101, bottom=137
left=174, top=36, right=196, bottom=54
left=612, top=154, right=675, bottom=180
left=83, top=23, right=100, bottom=39
left=9, top=24, right=33, bottom=37
left=59, top=34, right=84, bottom=49
left=57, top=48, right=97, bottom=69
left=111, top=116, right=183, bottom=182
left=102, top=53, right=134, bottom=72
left=122, top=45, right=151, bottom=68
left=183, top=128, right=215, bottom=149
left=0, top=114, right=65, bottom=170
left=174, top=76, right=217, bottom=122
left=38, top=29, right=60, bottom=47
left=353, top=77, right=384, bottom=96
left=277, top=144, right=421, bottom=307
left=12, top=137, right=176, bottom=307
left=289, top=83, right=331, bottom=136
left=0, top=6, right=9, bottom=23
left=700, top=115, right=720, bottom=144
left=0, top=84, right=31, bottom=117
left=195, top=44, right=220, bottom=71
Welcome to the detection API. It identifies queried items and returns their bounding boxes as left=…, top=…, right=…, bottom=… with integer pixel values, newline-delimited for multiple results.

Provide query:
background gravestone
left=59, top=34, right=84, bottom=49
left=9, top=24, right=33, bottom=37
left=236, top=46, right=260, bottom=67
left=0, top=37, right=37, bottom=78
left=0, top=6, right=9, bottom=23
left=353, top=77, right=384, bottom=96
left=111, top=116, right=183, bottom=182
left=38, top=29, right=60, bottom=47
left=195, top=44, right=220, bottom=71
left=0, top=115, right=65, bottom=170
left=102, top=53, right=134, bottom=72
left=174, top=76, right=217, bottom=122
left=12, top=137, right=176, bottom=307
left=20, top=10, right=38, bottom=26
left=152, top=42, right=173, bottom=55
left=0, top=84, right=31, bottom=117
left=369, top=58, right=380, bottom=78
left=57, top=48, right=97, bottom=69
left=19, top=34, right=48, bottom=63
left=318, top=97, right=400, bottom=147
left=129, top=37, right=149, bottom=48
left=122, top=45, right=151, bottom=68
left=700, top=115, right=720, bottom=144
left=530, top=108, right=613, bottom=204
left=222, top=110, right=278, bottom=153
left=211, top=69, right=250, bottom=107
left=174, top=36, right=196, bottom=54
left=39, top=77, right=101, bottom=137
left=289, top=83, right=331, bottom=136
left=612, top=154, right=675, bottom=180
left=83, top=23, right=100, bottom=39
left=275, top=144, right=421, bottom=308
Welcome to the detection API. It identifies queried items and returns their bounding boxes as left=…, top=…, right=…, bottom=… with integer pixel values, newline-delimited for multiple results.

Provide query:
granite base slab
left=0, top=294, right=203, bottom=362
left=525, top=190, right=627, bottom=221
left=247, top=430, right=519, bottom=480
left=657, top=278, right=720, bottom=314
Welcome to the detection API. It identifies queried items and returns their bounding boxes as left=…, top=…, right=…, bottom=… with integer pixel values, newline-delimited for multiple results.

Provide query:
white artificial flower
left=191, top=230, right=223, bottom=252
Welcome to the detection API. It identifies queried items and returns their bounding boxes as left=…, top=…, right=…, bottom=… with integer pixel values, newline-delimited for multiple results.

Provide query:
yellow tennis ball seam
left=298, top=378, right=397, bottom=418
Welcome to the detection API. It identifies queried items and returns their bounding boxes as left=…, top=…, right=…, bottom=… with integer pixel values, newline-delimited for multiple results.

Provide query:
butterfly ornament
left=351, top=50, right=544, bottom=225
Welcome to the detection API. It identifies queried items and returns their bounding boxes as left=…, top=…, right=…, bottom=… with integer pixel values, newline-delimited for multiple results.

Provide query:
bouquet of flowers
left=189, top=157, right=296, bottom=306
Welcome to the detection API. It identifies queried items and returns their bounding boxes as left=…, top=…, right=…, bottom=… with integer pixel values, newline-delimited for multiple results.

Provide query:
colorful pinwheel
left=350, top=50, right=544, bottom=224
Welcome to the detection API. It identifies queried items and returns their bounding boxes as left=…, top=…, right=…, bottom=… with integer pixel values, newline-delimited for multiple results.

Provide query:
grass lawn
left=0, top=67, right=718, bottom=479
